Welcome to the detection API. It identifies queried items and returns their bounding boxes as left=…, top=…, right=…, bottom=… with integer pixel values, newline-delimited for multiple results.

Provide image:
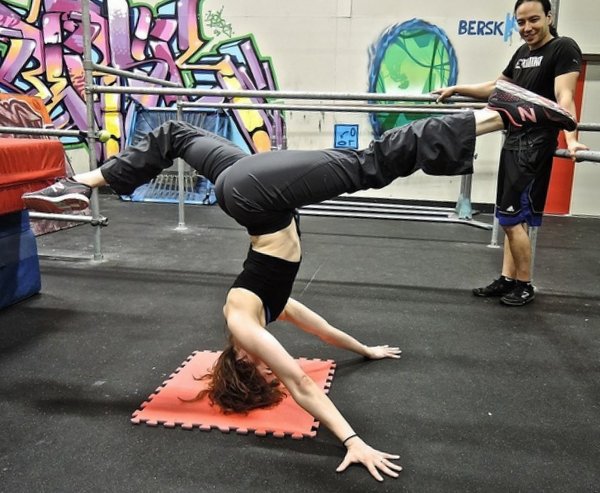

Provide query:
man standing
left=435, top=0, right=588, bottom=306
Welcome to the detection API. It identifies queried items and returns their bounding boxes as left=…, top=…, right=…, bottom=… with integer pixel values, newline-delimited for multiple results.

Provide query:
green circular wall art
left=369, top=19, right=458, bottom=136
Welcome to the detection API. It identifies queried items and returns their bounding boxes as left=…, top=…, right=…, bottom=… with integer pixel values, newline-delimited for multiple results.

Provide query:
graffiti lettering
left=457, top=13, right=519, bottom=42
left=0, top=15, right=20, bottom=28
left=458, top=20, right=504, bottom=36
left=0, top=0, right=281, bottom=157
left=205, top=7, right=234, bottom=38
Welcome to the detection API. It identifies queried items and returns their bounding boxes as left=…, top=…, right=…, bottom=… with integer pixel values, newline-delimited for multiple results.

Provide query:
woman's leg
left=21, top=120, right=247, bottom=212
left=99, top=120, right=246, bottom=196
left=217, top=112, right=480, bottom=236
left=474, top=108, right=504, bottom=135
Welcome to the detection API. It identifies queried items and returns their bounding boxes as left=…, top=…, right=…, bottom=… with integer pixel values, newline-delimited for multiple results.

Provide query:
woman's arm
left=224, top=291, right=402, bottom=481
left=279, top=298, right=401, bottom=360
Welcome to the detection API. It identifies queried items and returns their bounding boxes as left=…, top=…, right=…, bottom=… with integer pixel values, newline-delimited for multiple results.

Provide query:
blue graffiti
left=457, top=13, right=519, bottom=42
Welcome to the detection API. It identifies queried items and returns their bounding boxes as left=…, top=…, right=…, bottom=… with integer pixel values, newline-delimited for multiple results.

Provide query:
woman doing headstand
left=22, top=81, right=576, bottom=481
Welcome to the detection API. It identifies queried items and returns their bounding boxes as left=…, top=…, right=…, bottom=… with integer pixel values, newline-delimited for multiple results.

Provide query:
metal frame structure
left=3, top=0, right=599, bottom=264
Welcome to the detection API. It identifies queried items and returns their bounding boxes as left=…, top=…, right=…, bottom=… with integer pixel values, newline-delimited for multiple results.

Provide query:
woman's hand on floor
left=336, top=436, right=402, bottom=482
left=363, top=344, right=401, bottom=360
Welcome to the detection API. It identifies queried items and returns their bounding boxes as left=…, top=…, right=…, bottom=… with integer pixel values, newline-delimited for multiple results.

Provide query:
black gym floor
left=1, top=194, right=598, bottom=493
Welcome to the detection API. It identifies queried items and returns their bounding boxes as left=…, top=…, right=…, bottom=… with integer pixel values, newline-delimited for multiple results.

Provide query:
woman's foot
left=488, top=80, right=577, bottom=131
left=21, top=177, right=92, bottom=213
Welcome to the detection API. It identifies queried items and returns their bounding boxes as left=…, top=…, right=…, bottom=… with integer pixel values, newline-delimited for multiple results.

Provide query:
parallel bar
left=554, top=149, right=600, bottom=163
left=318, top=199, right=455, bottom=213
left=0, top=126, right=82, bottom=137
left=92, top=63, right=182, bottom=88
left=29, top=211, right=108, bottom=226
left=91, top=84, right=480, bottom=103
left=182, top=101, right=478, bottom=114
left=299, top=209, right=492, bottom=230
left=577, top=123, right=600, bottom=132
left=303, top=204, right=452, bottom=217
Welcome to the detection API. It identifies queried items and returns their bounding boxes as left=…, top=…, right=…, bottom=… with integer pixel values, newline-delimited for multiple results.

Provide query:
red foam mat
left=131, top=350, right=336, bottom=439
left=0, top=138, right=65, bottom=215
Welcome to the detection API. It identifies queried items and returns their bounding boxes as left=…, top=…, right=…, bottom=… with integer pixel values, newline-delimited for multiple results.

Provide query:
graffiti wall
left=0, top=0, right=283, bottom=160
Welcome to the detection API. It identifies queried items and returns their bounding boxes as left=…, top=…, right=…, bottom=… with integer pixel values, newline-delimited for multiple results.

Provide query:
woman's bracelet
left=342, top=433, right=358, bottom=446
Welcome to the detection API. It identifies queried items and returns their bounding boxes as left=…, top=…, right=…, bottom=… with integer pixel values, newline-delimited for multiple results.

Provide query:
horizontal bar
left=181, top=101, right=475, bottom=114
left=554, top=149, right=600, bottom=163
left=0, top=126, right=83, bottom=137
left=321, top=199, right=456, bottom=213
left=304, top=204, right=451, bottom=217
left=91, top=84, right=480, bottom=103
left=38, top=251, right=97, bottom=262
left=91, top=84, right=598, bottom=130
left=182, top=100, right=485, bottom=110
left=298, top=209, right=492, bottom=230
left=29, top=211, right=109, bottom=226
left=92, top=63, right=182, bottom=88
left=576, top=123, right=600, bottom=132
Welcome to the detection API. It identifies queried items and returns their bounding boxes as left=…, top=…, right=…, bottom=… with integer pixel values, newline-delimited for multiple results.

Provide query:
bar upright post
left=82, top=0, right=103, bottom=261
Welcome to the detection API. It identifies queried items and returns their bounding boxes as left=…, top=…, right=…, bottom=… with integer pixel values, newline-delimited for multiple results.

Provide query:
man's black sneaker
left=472, top=277, right=516, bottom=297
left=488, top=80, right=577, bottom=131
left=22, top=177, right=91, bottom=213
left=500, top=283, right=535, bottom=306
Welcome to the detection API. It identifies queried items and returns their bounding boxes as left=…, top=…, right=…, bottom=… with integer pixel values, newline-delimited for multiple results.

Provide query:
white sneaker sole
left=22, top=193, right=90, bottom=214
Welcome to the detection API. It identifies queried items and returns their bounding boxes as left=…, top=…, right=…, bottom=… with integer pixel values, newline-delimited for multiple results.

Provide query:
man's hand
left=567, top=139, right=590, bottom=161
left=432, top=86, right=455, bottom=103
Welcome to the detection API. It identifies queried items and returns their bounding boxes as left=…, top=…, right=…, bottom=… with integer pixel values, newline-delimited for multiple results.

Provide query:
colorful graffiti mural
left=0, top=0, right=283, bottom=159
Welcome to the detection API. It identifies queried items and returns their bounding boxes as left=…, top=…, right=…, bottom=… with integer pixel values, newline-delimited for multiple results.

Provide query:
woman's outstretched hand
left=364, top=344, right=402, bottom=360
left=336, top=436, right=402, bottom=482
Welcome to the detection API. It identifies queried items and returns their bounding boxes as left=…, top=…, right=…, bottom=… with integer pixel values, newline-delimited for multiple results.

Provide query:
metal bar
left=181, top=101, right=478, bottom=114
left=82, top=0, right=103, bottom=261
left=181, top=101, right=483, bottom=110
left=92, top=84, right=600, bottom=129
left=0, top=126, right=82, bottom=137
left=91, top=84, right=481, bottom=103
left=175, top=98, right=187, bottom=230
left=29, top=212, right=108, bottom=226
left=303, top=204, right=452, bottom=217
left=529, top=226, right=539, bottom=281
left=488, top=213, right=501, bottom=249
left=91, top=63, right=183, bottom=88
left=576, top=123, right=600, bottom=132
left=142, top=107, right=207, bottom=112
left=456, top=174, right=474, bottom=220
left=316, top=199, right=457, bottom=213
left=298, top=209, right=492, bottom=230
left=552, top=0, right=560, bottom=26
left=554, top=149, right=600, bottom=163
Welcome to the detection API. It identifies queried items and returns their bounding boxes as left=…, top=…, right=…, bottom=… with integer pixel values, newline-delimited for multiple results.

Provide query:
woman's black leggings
left=101, top=113, right=476, bottom=235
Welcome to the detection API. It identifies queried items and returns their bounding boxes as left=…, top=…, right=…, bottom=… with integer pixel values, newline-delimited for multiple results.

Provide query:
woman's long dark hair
left=182, top=338, right=287, bottom=414
left=514, top=0, right=559, bottom=36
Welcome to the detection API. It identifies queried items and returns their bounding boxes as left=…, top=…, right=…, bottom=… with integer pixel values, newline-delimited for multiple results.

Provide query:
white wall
left=558, top=1, right=600, bottom=55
